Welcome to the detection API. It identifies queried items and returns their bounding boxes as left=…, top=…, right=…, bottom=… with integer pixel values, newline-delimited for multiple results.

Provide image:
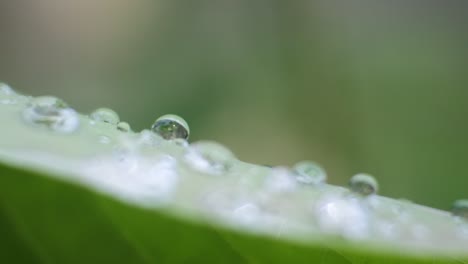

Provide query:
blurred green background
left=1, top=0, right=467, bottom=210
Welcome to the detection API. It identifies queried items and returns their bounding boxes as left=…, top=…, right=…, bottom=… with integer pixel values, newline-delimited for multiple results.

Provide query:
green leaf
left=0, top=86, right=467, bottom=263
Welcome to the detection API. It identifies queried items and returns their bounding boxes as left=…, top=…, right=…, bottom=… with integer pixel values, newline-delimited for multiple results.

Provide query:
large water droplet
left=22, top=96, right=79, bottom=133
left=349, top=173, right=378, bottom=196
left=452, top=199, right=468, bottom=220
left=151, top=114, right=189, bottom=140
left=293, top=161, right=327, bottom=184
left=184, top=141, right=235, bottom=174
left=117, top=122, right=131, bottom=132
left=90, top=108, right=120, bottom=125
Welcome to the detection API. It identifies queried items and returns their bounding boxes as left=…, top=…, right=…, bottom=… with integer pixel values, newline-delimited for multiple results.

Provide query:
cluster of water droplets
left=2, top=82, right=468, bottom=253
left=90, top=108, right=120, bottom=125
left=22, top=96, right=80, bottom=133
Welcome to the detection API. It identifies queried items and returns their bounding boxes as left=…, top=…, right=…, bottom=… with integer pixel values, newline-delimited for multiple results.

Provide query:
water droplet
left=184, top=141, right=235, bottom=174
left=22, top=96, right=79, bottom=133
left=293, top=161, right=327, bottom=184
left=151, top=114, right=189, bottom=140
left=90, top=108, right=120, bottom=125
left=117, top=122, right=131, bottom=132
left=349, top=173, right=378, bottom=196
left=452, top=199, right=468, bottom=220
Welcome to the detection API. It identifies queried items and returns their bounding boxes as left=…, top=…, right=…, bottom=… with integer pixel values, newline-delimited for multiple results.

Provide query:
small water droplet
left=90, top=108, right=120, bottom=125
left=349, top=173, right=378, bottom=196
left=151, top=114, right=189, bottom=140
left=22, top=96, right=79, bottom=133
left=452, top=199, right=468, bottom=220
left=117, top=122, right=131, bottom=132
left=293, top=161, right=327, bottom=184
left=184, top=141, right=235, bottom=174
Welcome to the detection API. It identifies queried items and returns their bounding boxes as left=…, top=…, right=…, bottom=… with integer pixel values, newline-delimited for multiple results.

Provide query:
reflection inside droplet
left=151, top=114, right=189, bottom=140
left=293, top=161, right=327, bottom=185
left=349, top=173, right=378, bottom=196
left=90, top=108, right=120, bottom=125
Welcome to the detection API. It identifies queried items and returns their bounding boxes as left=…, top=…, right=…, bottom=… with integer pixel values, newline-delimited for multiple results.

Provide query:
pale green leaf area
left=0, top=88, right=467, bottom=263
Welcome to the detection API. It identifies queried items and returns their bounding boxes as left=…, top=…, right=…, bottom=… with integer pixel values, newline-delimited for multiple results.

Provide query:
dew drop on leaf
left=452, top=199, right=468, bottom=220
left=184, top=141, right=235, bottom=174
left=292, top=161, right=327, bottom=185
left=90, top=108, right=120, bottom=125
left=117, top=121, right=131, bottom=132
left=22, top=96, right=79, bottom=133
left=151, top=114, right=189, bottom=140
left=349, top=173, right=378, bottom=196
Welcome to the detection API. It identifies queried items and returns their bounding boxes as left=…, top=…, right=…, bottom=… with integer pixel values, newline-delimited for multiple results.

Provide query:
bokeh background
left=1, top=0, right=467, bottom=210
